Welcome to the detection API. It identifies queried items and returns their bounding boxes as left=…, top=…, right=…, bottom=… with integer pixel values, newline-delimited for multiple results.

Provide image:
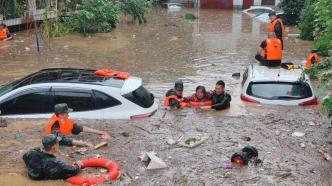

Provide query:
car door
left=50, top=87, right=104, bottom=119
left=0, top=87, right=52, bottom=117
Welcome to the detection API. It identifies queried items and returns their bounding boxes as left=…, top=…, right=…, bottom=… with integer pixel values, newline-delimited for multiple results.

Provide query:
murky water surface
left=0, top=8, right=314, bottom=116
left=0, top=8, right=330, bottom=186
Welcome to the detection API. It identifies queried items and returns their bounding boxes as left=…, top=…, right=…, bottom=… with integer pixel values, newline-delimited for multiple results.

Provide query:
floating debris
left=95, top=141, right=108, bottom=149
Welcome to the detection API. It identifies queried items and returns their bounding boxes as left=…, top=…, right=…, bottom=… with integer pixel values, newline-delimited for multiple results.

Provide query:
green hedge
left=299, top=0, right=332, bottom=56
left=298, top=0, right=317, bottom=40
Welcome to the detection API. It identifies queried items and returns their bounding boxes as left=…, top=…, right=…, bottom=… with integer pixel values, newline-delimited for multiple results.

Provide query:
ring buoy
left=67, top=158, right=120, bottom=186
left=187, top=100, right=212, bottom=107
left=164, top=95, right=186, bottom=108
left=95, top=69, right=130, bottom=80
left=96, top=69, right=114, bottom=76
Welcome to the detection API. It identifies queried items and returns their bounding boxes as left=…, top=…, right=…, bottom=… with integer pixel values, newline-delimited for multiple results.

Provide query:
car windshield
left=247, top=82, right=313, bottom=100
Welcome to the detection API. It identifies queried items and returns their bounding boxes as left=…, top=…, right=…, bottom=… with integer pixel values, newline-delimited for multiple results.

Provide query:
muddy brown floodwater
left=0, top=8, right=331, bottom=186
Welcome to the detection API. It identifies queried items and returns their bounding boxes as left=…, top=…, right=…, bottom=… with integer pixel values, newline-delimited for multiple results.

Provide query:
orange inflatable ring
left=95, top=69, right=130, bottom=80
left=95, top=69, right=114, bottom=76
left=187, top=100, right=212, bottom=107
left=67, top=158, right=120, bottom=186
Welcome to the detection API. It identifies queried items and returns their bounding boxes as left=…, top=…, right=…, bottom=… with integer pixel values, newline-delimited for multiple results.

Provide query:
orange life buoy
left=96, top=69, right=114, bottom=76
left=95, top=69, right=130, bottom=80
left=67, top=158, right=120, bottom=186
left=112, top=71, right=130, bottom=80
left=164, top=95, right=186, bottom=108
left=187, top=100, right=212, bottom=107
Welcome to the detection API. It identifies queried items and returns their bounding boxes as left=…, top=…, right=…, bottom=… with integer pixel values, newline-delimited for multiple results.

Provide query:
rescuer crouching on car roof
left=255, top=32, right=283, bottom=67
left=45, top=103, right=111, bottom=147
left=23, top=134, right=82, bottom=180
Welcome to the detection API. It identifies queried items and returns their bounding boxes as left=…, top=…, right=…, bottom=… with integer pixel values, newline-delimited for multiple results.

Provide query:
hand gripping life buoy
left=187, top=100, right=212, bottom=107
left=95, top=69, right=130, bottom=80
left=67, top=158, right=120, bottom=185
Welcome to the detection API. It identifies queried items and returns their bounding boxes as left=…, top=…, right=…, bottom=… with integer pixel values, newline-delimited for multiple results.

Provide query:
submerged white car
left=241, top=64, right=318, bottom=106
left=0, top=68, right=158, bottom=119
left=242, top=6, right=284, bottom=23
left=242, top=6, right=283, bottom=17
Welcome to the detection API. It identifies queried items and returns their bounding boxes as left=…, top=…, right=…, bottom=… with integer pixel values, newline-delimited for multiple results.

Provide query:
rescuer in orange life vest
left=267, top=11, right=285, bottom=50
left=45, top=103, right=111, bottom=147
left=255, top=32, right=283, bottom=67
left=164, top=80, right=186, bottom=109
left=0, top=23, right=11, bottom=40
left=306, top=49, right=320, bottom=69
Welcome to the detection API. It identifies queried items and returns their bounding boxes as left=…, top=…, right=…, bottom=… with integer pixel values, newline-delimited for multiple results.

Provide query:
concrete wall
left=202, top=0, right=279, bottom=9
left=201, top=0, right=233, bottom=9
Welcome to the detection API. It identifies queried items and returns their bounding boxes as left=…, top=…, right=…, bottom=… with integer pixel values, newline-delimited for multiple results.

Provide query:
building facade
left=200, top=0, right=281, bottom=9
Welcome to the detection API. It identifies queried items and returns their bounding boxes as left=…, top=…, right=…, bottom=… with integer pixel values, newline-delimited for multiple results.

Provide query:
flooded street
left=0, top=8, right=331, bottom=185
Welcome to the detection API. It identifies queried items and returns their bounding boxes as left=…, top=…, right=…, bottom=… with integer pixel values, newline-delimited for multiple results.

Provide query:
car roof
left=246, top=6, right=283, bottom=12
left=249, top=64, right=307, bottom=82
left=8, top=68, right=139, bottom=90
left=247, top=6, right=273, bottom=10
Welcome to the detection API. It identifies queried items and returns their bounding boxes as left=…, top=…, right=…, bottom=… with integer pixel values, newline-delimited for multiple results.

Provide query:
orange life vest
left=45, top=114, right=74, bottom=136
left=187, top=100, right=212, bottom=107
left=163, top=95, right=186, bottom=108
left=0, top=28, right=8, bottom=40
left=306, top=53, right=320, bottom=69
left=265, top=38, right=282, bottom=60
left=267, top=18, right=286, bottom=38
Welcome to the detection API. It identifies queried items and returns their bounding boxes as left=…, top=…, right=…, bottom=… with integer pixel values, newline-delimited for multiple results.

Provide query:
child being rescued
left=0, top=23, right=13, bottom=41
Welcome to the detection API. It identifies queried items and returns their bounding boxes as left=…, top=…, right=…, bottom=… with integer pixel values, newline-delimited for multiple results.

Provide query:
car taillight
left=299, top=97, right=318, bottom=106
left=240, top=94, right=260, bottom=104
left=130, top=110, right=156, bottom=120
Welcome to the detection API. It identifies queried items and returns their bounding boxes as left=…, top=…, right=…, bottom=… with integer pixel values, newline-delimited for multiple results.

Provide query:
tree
left=278, top=0, right=305, bottom=25
left=298, top=0, right=317, bottom=40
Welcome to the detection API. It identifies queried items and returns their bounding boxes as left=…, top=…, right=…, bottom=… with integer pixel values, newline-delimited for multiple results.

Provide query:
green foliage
left=40, top=7, right=71, bottom=38
left=299, top=0, right=317, bottom=40
left=298, top=0, right=332, bottom=56
left=323, top=95, right=332, bottom=117
left=279, top=0, right=305, bottom=25
left=312, top=0, right=332, bottom=39
left=67, top=0, right=120, bottom=33
left=314, top=28, right=332, bottom=56
left=120, top=0, right=152, bottom=24
left=311, top=53, right=332, bottom=118
left=185, top=13, right=197, bottom=20
left=312, top=0, right=332, bottom=56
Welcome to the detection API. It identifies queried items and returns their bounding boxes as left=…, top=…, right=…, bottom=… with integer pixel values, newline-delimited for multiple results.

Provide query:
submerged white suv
left=0, top=68, right=158, bottom=119
left=241, top=64, right=318, bottom=106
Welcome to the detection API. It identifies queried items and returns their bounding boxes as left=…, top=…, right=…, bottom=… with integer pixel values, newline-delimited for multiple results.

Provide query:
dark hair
left=216, top=80, right=225, bottom=88
left=196, top=85, right=206, bottom=94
